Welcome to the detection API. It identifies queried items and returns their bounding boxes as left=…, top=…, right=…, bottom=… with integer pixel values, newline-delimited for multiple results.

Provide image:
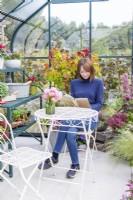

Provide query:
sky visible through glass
left=49, top=0, right=132, bottom=27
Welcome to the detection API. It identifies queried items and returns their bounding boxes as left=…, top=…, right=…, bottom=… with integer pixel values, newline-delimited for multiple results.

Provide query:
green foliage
left=108, top=130, right=133, bottom=166
left=0, top=82, right=9, bottom=98
left=23, top=59, right=49, bottom=89
left=100, top=58, right=130, bottom=91
left=46, top=47, right=101, bottom=93
left=99, top=58, right=131, bottom=102
left=12, top=109, right=30, bottom=122
left=92, top=23, right=132, bottom=55
left=4, top=51, right=23, bottom=60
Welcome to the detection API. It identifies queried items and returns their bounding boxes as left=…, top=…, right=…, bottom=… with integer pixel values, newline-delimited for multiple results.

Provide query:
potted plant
left=23, top=59, right=49, bottom=90
left=0, top=82, right=9, bottom=101
left=28, top=77, right=38, bottom=95
left=11, top=109, right=31, bottom=128
left=12, top=109, right=31, bottom=122
left=4, top=50, right=23, bottom=68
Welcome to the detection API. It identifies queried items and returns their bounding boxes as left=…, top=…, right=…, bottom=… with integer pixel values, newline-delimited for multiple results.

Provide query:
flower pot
left=6, top=83, right=30, bottom=98
left=0, top=58, right=4, bottom=69
left=30, top=85, right=37, bottom=95
left=4, top=60, right=21, bottom=68
left=46, top=104, right=55, bottom=115
left=97, top=123, right=108, bottom=132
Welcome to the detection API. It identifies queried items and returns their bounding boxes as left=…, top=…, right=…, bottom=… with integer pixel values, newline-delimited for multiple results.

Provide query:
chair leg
left=79, top=143, right=89, bottom=200
left=19, top=164, right=46, bottom=200
left=0, top=163, right=20, bottom=193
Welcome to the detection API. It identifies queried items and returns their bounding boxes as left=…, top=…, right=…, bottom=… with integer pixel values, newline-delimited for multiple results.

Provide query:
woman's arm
left=70, top=81, right=75, bottom=98
left=91, top=80, right=104, bottom=111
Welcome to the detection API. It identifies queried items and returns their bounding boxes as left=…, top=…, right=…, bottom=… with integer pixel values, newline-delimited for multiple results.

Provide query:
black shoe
left=38, top=156, right=58, bottom=170
left=66, top=164, right=80, bottom=179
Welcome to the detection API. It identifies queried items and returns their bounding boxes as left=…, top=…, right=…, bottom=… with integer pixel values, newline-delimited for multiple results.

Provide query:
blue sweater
left=70, top=78, right=104, bottom=111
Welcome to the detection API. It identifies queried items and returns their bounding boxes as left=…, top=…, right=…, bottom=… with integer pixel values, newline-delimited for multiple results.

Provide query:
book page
left=60, top=95, right=90, bottom=108
left=75, top=98, right=90, bottom=108
left=61, top=96, right=78, bottom=107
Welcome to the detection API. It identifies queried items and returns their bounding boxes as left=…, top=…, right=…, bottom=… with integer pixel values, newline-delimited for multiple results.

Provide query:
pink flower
left=28, top=77, right=35, bottom=82
left=44, top=88, right=51, bottom=95
left=43, top=93, right=49, bottom=99
left=43, top=87, right=63, bottom=104
left=0, top=45, right=5, bottom=49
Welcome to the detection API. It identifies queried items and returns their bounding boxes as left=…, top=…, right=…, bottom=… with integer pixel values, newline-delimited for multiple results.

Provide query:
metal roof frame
left=51, top=0, right=109, bottom=3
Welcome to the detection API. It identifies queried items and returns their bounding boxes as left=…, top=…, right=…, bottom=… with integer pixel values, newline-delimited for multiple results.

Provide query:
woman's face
left=80, top=66, right=90, bottom=79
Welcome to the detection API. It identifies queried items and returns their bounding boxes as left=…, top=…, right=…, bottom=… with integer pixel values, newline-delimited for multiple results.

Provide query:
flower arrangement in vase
left=43, top=87, right=63, bottom=114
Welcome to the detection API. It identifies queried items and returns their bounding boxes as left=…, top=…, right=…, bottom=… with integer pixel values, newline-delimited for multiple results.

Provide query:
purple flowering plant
left=76, top=134, right=86, bottom=146
left=106, top=73, right=133, bottom=132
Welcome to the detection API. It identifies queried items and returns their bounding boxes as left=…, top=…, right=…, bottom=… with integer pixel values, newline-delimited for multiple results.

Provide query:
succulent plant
left=0, top=82, right=9, bottom=98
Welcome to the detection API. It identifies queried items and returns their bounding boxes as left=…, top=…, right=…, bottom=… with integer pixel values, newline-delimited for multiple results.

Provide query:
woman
left=39, top=58, right=104, bottom=178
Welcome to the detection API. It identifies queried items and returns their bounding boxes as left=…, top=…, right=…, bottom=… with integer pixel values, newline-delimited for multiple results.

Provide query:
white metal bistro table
left=34, top=107, right=98, bottom=200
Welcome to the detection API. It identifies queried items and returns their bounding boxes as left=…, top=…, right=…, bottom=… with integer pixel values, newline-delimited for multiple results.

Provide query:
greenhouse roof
left=0, top=0, right=48, bottom=22
left=0, top=0, right=109, bottom=22
left=51, top=0, right=109, bottom=3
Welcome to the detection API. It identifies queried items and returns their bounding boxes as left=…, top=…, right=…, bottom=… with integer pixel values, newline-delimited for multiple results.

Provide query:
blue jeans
left=53, top=119, right=97, bottom=165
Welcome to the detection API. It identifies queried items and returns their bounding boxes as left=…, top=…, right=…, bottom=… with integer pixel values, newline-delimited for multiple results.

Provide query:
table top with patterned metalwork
left=34, top=107, right=98, bottom=121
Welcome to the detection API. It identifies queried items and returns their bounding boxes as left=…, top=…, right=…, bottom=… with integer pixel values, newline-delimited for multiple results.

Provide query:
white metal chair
left=0, top=113, right=52, bottom=200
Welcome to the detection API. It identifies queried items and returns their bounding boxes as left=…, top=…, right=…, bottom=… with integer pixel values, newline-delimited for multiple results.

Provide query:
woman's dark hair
left=76, top=58, right=95, bottom=80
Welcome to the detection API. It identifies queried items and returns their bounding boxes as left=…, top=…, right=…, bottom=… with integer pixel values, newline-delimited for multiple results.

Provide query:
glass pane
left=0, top=0, right=24, bottom=13
left=0, top=0, right=48, bottom=21
left=92, top=0, right=132, bottom=56
left=0, top=13, right=5, bottom=21
left=51, top=2, right=89, bottom=52
left=0, top=17, right=20, bottom=46
left=13, top=6, right=49, bottom=57
left=10, top=0, right=48, bottom=21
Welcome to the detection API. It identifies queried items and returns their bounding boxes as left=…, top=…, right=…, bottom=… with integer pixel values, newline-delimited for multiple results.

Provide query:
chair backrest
left=0, top=113, right=16, bottom=154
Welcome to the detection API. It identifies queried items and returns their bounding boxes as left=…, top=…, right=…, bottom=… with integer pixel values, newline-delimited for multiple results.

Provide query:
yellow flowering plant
left=46, top=47, right=101, bottom=93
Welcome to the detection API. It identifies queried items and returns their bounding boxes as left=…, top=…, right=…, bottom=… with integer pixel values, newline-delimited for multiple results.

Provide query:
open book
left=60, top=94, right=90, bottom=108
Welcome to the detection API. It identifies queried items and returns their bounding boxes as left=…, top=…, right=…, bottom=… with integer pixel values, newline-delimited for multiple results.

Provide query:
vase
left=4, top=60, right=21, bottom=68
left=46, top=104, right=55, bottom=115
left=30, top=85, right=37, bottom=95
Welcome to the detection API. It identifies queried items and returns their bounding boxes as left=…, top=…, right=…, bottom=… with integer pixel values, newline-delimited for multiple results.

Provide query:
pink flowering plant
left=0, top=44, right=6, bottom=58
left=43, top=87, right=63, bottom=106
left=121, top=180, right=133, bottom=200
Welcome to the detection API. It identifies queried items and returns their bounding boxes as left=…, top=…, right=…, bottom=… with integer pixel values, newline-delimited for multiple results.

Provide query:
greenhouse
left=0, top=0, right=133, bottom=200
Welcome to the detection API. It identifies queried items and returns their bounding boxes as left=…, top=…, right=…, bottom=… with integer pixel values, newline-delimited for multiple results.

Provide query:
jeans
left=53, top=119, right=97, bottom=165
